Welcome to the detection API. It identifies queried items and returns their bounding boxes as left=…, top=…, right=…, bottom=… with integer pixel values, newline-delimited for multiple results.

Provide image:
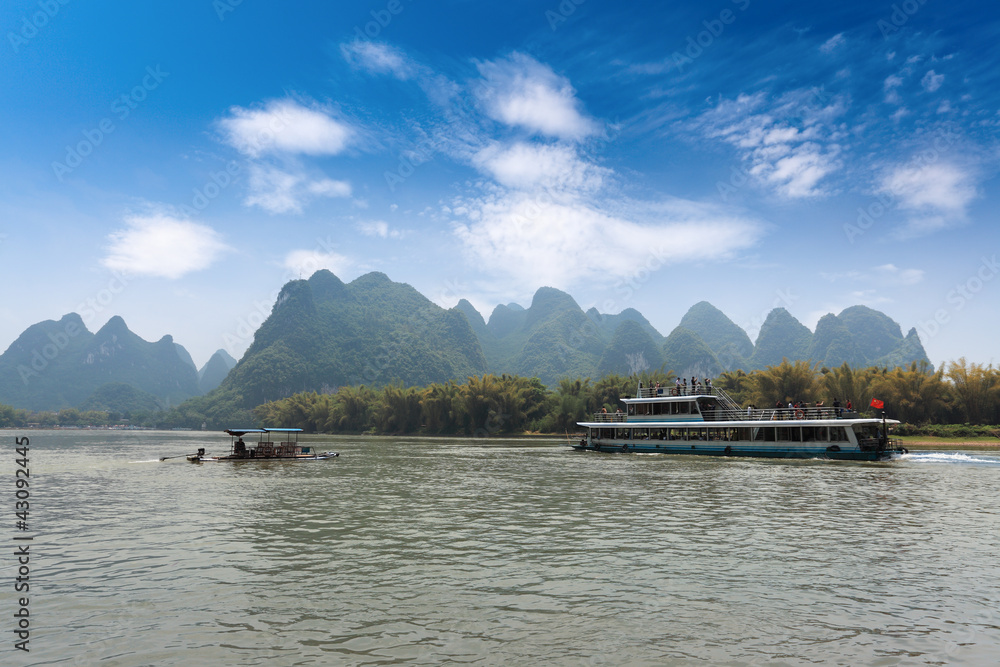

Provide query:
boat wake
left=899, top=451, right=1000, bottom=466
left=131, top=459, right=164, bottom=464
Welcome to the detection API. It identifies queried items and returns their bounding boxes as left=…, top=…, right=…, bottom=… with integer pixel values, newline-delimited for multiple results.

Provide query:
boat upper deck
left=589, top=384, right=875, bottom=424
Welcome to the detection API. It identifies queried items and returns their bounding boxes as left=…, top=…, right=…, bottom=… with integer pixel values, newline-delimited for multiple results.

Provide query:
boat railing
left=637, top=386, right=722, bottom=398
left=703, top=406, right=842, bottom=421
left=591, top=412, right=628, bottom=423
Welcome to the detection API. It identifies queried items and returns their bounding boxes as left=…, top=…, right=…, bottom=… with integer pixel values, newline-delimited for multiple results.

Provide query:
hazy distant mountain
left=587, top=307, right=666, bottom=348
left=0, top=314, right=200, bottom=411
left=596, top=320, right=666, bottom=377
left=1, top=273, right=932, bottom=419
left=197, top=349, right=238, bottom=394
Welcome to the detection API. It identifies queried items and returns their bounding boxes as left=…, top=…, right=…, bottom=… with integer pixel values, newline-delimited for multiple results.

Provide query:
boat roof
left=579, top=417, right=900, bottom=428
left=225, top=428, right=304, bottom=436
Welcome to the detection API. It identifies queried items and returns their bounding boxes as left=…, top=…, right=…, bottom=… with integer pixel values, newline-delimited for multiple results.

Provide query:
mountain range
left=0, top=313, right=236, bottom=412
left=0, top=271, right=930, bottom=416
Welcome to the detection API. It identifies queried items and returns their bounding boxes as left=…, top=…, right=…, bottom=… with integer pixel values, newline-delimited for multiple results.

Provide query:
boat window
left=764, top=427, right=776, bottom=442
left=830, top=427, right=847, bottom=442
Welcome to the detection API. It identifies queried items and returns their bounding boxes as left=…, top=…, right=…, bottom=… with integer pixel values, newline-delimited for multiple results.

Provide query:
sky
left=1, top=0, right=997, bottom=370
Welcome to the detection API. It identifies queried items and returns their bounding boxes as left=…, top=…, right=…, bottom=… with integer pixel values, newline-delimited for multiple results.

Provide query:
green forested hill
left=677, top=301, right=754, bottom=370
left=749, top=308, right=815, bottom=369
left=597, top=319, right=666, bottom=376
left=169, top=270, right=490, bottom=426
left=1, top=272, right=934, bottom=423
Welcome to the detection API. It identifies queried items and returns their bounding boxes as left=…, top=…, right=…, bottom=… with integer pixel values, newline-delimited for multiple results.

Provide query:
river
left=12, top=431, right=1000, bottom=665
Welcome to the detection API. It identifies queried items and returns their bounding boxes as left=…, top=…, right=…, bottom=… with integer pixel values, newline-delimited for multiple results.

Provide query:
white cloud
left=283, top=249, right=353, bottom=278
left=218, top=99, right=352, bottom=158
left=696, top=91, right=845, bottom=199
left=245, top=165, right=351, bottom=214
left=475, top=53, right=599, bottom=141
left=875, top=264, right=924, bottom=285
left=341, top=41, right=414, bottom=80
left=472, top=141, right=607, bottom=192
left=452, top=193, right=763, bottom=292
left=921, top=70, right=944, bottom=93
left=357, top=220, right=403, bottom=239
left=819, top=33, right=845, bottom=54
left=879, top=162, right=977, bottom=235
left=102, top=214, right=230, bottom=279
left=881, top=162, right=976, bottom=213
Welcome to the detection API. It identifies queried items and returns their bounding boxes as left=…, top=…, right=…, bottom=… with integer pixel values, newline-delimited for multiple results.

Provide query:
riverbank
left=897, top=435, right=1000, bottom=450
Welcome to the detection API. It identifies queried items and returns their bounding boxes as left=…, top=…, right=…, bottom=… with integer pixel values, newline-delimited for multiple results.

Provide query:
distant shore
left=897, top=436, right=1000, bottom=450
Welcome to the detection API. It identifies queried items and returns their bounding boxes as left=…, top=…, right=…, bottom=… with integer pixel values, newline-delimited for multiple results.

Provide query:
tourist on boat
left=675, top=377, right=681, bottom=395
left=846, top=399, right=853, bottom=412
left=833, top=398, right=841, bottom=417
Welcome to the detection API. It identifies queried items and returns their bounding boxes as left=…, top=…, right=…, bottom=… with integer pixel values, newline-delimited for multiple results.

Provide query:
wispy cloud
left=357, top=220, right=403, bottom=239
left=921, top=70, right=944, bottom=93
left=472, top=141, right=608, bottom=192
left=283, top=249, right=353, bottom=278
left=245, top=165, right=351, bottom=215
left=451, top=193, right=763, bottom=292
left=819, top=33, right=846, bottom=54
left=341, top=41, right=415, bottom=80
left=694, top=91, right=847, bottom=198
left=879, top=161, right=977, bottom=235
left=102, top=213, right=231, bottom=278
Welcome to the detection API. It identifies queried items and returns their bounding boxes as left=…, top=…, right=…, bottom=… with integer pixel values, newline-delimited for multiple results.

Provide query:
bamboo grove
left=253, top=358, right=1000, bottom=435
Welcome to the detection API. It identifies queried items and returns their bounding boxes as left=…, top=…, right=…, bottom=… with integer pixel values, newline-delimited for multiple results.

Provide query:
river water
left=12, top=431, right=1000, bottom=665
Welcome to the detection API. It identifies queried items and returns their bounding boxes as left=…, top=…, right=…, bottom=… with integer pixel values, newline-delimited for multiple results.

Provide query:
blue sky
left=1, top=0, right=997, bottom=369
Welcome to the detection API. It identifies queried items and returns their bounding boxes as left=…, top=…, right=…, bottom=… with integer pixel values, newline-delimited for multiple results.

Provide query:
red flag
left=870, top=398, right=884, bottom=410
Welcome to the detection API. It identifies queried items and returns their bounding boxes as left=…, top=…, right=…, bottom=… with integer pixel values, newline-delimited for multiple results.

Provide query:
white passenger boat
left=187, top=428, right=339, bottom=462
left=573, top=385, right=905, bottom=461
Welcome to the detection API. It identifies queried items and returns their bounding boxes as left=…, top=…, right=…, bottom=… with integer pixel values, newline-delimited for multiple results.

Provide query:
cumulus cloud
left=218, top=99, right=353, bottom=158
left=475, top=53, right=599, bottom=141
left=102, top=214, right=230, bottom=278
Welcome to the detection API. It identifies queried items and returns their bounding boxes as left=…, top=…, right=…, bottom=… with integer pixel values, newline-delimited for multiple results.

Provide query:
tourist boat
left=573, top=384, right=906, bottom=461
left=187, top=428, right=339, bottom=462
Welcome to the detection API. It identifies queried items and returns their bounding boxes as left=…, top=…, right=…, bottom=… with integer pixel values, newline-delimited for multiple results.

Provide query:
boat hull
left=188, top=452, right=339, bottom=462
left=572, top=441, right=902, bottom=462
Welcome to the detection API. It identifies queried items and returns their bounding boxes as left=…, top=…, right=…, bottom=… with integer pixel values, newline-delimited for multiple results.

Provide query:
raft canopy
left=225, top=428, right=304, bottom=436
